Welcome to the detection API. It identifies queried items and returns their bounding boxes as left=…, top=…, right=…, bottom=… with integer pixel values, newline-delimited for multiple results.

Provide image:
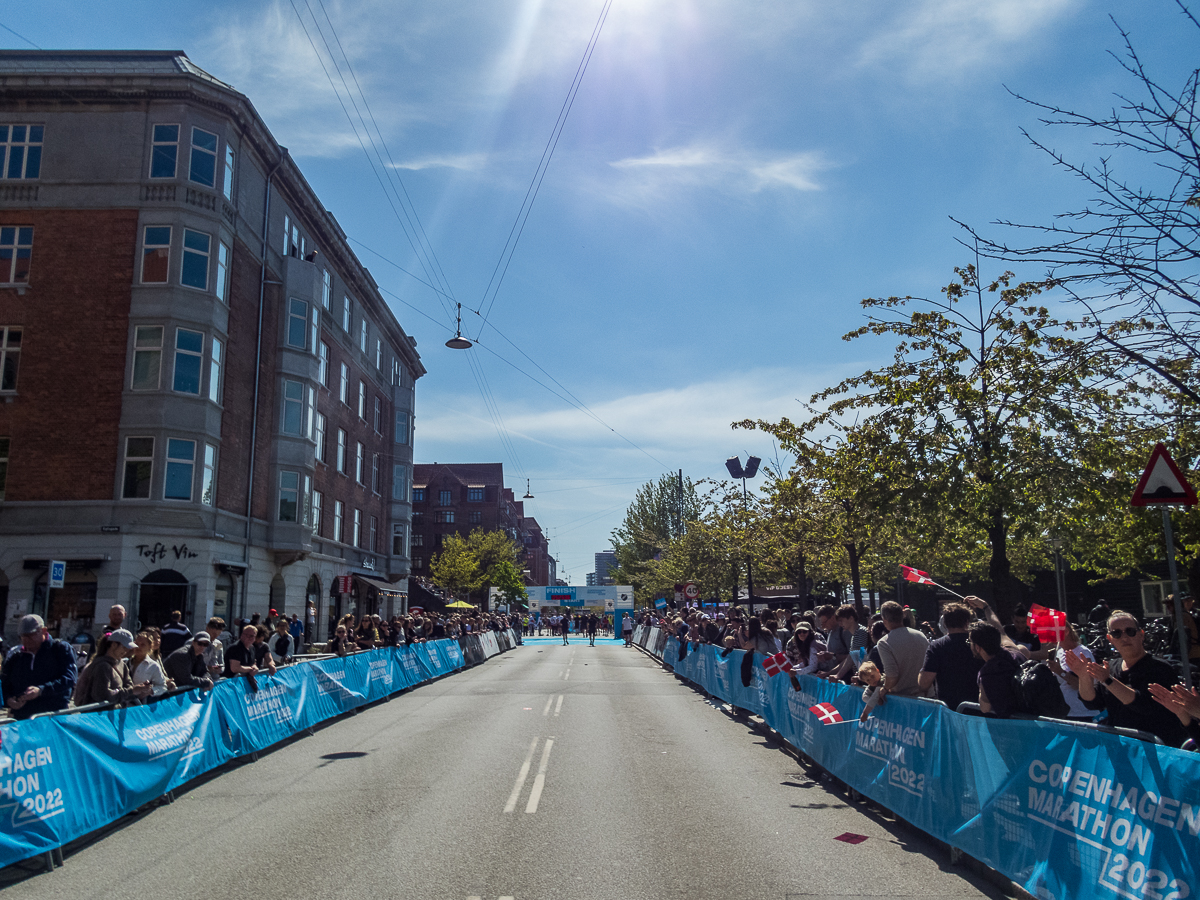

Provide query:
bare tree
left=962, top=1, right=1200, bottom=400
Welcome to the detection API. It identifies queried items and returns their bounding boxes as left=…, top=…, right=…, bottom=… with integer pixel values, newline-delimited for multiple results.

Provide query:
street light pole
left=726, top=455, right=761, bottom=610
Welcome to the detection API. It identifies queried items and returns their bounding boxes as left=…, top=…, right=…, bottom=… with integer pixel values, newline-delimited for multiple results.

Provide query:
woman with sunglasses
left=1064, top=610, right=1188, bottom=746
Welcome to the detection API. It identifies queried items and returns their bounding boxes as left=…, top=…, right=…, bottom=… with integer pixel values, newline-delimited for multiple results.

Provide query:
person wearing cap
left=164, top=631, right=215, bottom=689
left=72, top=629, right=153, bottom=706
left=1, top=614, right=78, bottom=719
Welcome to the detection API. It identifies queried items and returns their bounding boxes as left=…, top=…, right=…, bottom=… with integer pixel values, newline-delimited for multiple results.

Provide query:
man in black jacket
left=164, top=632, right=214, bottom=689
left=1, top=615, right=77, bottom=719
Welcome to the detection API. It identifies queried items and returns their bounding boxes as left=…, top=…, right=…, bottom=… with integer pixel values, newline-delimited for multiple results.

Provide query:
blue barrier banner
left=659, top=639, right=1200, bottom=900
left=0, top=638, right=503, bottom=868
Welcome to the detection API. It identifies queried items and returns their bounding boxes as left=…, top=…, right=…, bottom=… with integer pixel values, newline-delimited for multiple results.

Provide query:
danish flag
left=763, top=652, right=793, bottom=676
left=900, top=565, right=935, bottom=585
left=1027, top=604, right=1069, bottom=644
left=809, top=702, right=844, bottom=724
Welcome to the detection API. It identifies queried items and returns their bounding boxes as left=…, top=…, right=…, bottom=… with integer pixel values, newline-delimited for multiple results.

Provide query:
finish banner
left=0, top=634, right=515, bottom=868
left=661, top=638, right=1200, bottom=900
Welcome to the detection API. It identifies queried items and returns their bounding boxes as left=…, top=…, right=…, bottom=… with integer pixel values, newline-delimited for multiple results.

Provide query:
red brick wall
left=0, top=208, right=138, bottom=501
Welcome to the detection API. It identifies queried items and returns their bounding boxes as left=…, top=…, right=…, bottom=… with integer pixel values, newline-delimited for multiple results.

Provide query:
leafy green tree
left=488, top=559, right=530, bottom=608
left=611, top=473, right=701, bottom=599
left=794, top=263, right=1126, bottom=620
left=430, top=533, right=480, bottom=601
left=468, top=529, right=522, bottom=598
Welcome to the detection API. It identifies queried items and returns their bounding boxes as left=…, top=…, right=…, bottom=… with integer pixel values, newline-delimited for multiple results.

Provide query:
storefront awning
left=355, top=575, right=407, bottom=596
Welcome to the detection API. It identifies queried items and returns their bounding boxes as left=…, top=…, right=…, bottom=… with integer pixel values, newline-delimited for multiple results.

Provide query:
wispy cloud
left=855, top=0, right=1082, bottom=80
left=389, top=153, right=488, bottom=172
left=607, top=143, right=830, bottom=199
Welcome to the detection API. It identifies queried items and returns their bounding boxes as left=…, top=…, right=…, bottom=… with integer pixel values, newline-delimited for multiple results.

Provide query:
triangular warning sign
left=1131, top=443, right=1198, bottom=507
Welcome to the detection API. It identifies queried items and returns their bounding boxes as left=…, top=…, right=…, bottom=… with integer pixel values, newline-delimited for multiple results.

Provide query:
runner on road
left=622, top=613, right=634, bottom=646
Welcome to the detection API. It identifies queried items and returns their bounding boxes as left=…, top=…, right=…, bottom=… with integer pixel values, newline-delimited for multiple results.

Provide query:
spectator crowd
left=1, top=606, right=522, bottom=722
left=637, top=594, right=1200, bottom=749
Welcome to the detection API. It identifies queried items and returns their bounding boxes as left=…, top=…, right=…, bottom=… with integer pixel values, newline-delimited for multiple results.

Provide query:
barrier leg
left=52, top=846, right=64, bottom=867
left=42, top=850, right=56, bottom=871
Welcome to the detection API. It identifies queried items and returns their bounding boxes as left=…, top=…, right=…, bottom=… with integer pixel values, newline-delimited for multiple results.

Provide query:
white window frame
left=342, top=295, right=351, bottom=332
left=392, top=464, right=408, bottom=502
left=201, top=443, right=217, bottom=506
left=334, top=500, right=344, bottom=542
left=287, top=298, right=307, bottom=349
left=131, top=325, right=163, bottom=391
left=141, top=225, right=171, bottom=284
left=164, top=438, right=196, bottom=502
left=371, top=453, right=380, bottom=495
left=173, top=328, right=204, bottom=395
left=321, top=269, right=331, bottom=310
left=315, top=412, right=327, bottom=463
left=282, top=380, right=304, bottom=435
left=355, top=442, right=364, bottom=484
left=319, top=341, right=330, bottom=387
left=311, top=489, right=323, bottom=536
left=222, top=144, right=235, bottom=201
left=339, top=363, right=349, bottom=405
left=357, top=380, right=366, bottom=419
left=278, top=470, right=300, bottom=522
left=337, top=428, right=347, bottom=474
left=215, top=240, right=230, bottom=304
left=359, top=318, right=368, bottom=353
left=149, top=123, right=178, bottom=179
left=353, top=508, right=362, bottom=548
left=181, top=228, right=211, bottom=291
left=122, top=436, right=154, bottom=499
left=0, top=326, right=19, bottom=392
left=189, top=126, right=218, bottom=188
left=208, top=336, right=223, bottom=404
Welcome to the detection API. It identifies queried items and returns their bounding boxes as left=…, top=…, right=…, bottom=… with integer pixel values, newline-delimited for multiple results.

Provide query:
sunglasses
left=1109, top=626, right=1140, bottom=638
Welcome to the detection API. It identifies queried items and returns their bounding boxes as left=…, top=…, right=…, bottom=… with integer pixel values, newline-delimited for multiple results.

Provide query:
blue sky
left=5, top=1, right=1196, bottom=582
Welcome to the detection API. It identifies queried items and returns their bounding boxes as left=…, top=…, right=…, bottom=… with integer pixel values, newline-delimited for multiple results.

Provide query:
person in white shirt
left=1050, top=622, right=1096, bottom=720
left=131, top=631, right=170, bottom=696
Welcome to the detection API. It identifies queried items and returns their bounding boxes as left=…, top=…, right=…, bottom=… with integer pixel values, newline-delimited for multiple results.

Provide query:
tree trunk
left=988, top=504, right=1015, bottom=623
left=846, top=541, right=865, bottom=618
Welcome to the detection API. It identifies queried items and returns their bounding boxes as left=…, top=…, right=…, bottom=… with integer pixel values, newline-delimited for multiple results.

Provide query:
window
left=173, top=329, right=203, bottom=394
left=357, top=380, right=366, bottom=419
left=375, top=338, right=382, bottom=370
left=411, top=510, right=424, bottom=525
left=392, top=465, right=408, bottom=501
left=0, top=436, right=7, bottom=501
left=0, top=327, right=20, bottom=392
left=435, top=510, right=455, bottom=524
left=131, top=325, right=162, bottom=390
left=469, top=511, right=482, bottom=525
left=369, top=516, right=377, bottom=553
left=412, top=487, right=424, bottom=503
left=342, top=296, right=351, bottom=332
left=278, top=470, right=299, bottom=521
left=411, top=532, right=424, bottom=548
left=319, top=342, right=329, bottom=386
left=307, top=386, right=316, bottom=439
left=150, top=124, right=178, bottom=178
left=371, top=453, right=380, bottom=494
left=189, top=127, right=218, bottom=187
left=0, top=226, right=33, bottom=283
left=287, top=299, right=307, bottom=349
left=355, top=442, right=364, bottom=484
left=208, top=336, right=223, bottom=403
left=334, top=500, right=344, bottom=542
left=468, top=487, right=484, bottom=502
left=359, top=319, right=368, bottom=353
left=336, top=428, right=347, bottom=473
left=164, top=438, right=195, bottom=501
left=222, top=144, right=235, bottom=201
left=283, top=214, right=291, bottom=257
left=282, top=380, right=303, bottom=435
left=439, top=489, right=452, bottom=506
left=339, top=363, right=349, bottom=404
left=1, top=126, right=42, bottom=180
left=122, top=437, right=154, bottom=499
left=315, top=412, right=327, bottom=463
left=311, top=489, right=322, bottom=535
left=394, top=409, right=409, bottom=444
left=353, top=508, right=362, bottom=548
left=412, top=556, right=423, bottom=571
left=201, top=444, right=216, bottom=506
left=321, top=269, right=331, bottom=310
left=374, top=397, right=382, bottom=434
left=310, top=307, right=320, bottom=357
left=181, top=229, right=210, bottom=290
left=215, top=241, right=230, bottom=303
left=392, top=524, right=406, bottom=556
left=303, top=475, right=312, bottom=526
left=141, top=226, right=170, bottom=283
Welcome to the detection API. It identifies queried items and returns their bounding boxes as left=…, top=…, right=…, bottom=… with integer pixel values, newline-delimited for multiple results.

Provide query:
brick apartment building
left=0, top=51, right=423, bottom=645
left=410, top=463, right=552, bottom=595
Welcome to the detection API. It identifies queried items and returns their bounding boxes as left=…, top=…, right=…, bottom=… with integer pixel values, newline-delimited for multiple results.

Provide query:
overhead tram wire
left=288, top=1, right=457, bottom=323
left=312, top=0, right=458, bottom=303
left=298, top=0, right=455, bottom=310
left=348, top=237, right=672, bottom=471
left=465, top=348, right=527, bottom=479
left=472, top=0, right=613, bottom=340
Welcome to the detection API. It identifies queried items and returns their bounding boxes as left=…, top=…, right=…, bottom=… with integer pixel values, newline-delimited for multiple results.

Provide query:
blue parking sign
left=50, top=559, right=66, bottom=588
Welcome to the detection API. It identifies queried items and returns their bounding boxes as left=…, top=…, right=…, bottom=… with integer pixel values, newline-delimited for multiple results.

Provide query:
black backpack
left=1015, top=660, right=1070, bottom=718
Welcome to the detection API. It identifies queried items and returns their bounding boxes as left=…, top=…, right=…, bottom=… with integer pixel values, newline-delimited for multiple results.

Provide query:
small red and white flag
left=763, top=652, right=793, bottom=677
left=809, top=702, right=844, bottom=724
left=900, top=565, right=935, bottom=585
left=1027, top=605, right=1069, bottom=644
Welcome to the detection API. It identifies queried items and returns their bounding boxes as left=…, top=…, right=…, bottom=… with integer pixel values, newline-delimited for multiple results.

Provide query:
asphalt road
left=2, top=637, right=1007, bottom=900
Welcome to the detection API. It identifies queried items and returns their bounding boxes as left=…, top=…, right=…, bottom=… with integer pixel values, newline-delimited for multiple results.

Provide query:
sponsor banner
left=479, top=631, right=501, bottom=658
left=661, top=639, right=1200, bottom=900
left=0, top=638, right=507, bottom=868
